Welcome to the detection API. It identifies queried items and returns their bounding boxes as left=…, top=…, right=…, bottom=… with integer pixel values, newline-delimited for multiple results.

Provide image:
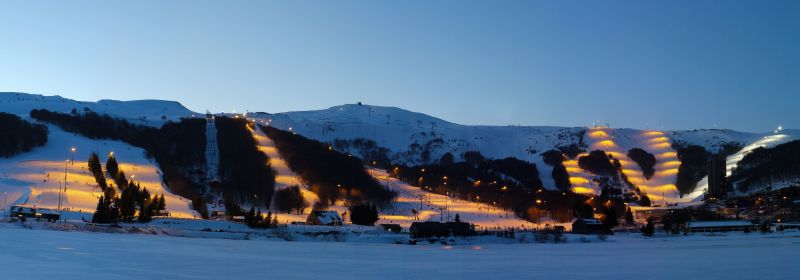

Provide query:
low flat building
left=8, top=205, right=60, bottom=222
left=686, top=220, right=755, bottom=233
left=572, top=218, right=611, bottom=235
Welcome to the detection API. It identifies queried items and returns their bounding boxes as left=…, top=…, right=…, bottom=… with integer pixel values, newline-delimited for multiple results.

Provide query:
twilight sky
left=1, top=0, right=798, bottom=132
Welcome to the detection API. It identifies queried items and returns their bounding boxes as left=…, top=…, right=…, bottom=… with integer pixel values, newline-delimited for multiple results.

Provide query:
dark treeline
left=541, top=150, right=572, bottom=191
left=331, top=138, right=394, bottom=168
left=214, top=117, right=276, bottom=209
left=674, top=143, right=741, bottom=195
left=578, top=150, right=619, bottom=177
left=730, top=140, right=800, bottom=192
left=0, top=112, right=48, bottom=157
left=30, top=109, right=208, bottom=218
left=628, top=148, right=657, bottom=180
left=260, top=125, right=396, bottom=208
left=392, top=151, right=597, bottom=223
left=274, top=186, right=307, bottom=214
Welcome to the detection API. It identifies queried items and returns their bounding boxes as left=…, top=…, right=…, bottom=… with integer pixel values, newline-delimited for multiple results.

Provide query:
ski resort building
left=571, top=218, right=611, bottom=234
left=686, top=220, right=755, bottom=233
left=306, top=210, right=343, bottom=226
left=8, top=205, right=60, bottom=222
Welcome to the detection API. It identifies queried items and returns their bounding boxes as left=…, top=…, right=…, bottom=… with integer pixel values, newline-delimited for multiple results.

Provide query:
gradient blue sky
left=1, top=1, right=798, bottom=132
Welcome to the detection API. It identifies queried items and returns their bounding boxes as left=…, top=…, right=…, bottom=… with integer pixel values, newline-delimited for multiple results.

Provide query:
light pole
left=59, top=147, right=75, bottom=211
left=2, top=192, right=6, bottom=217
left=70, top=147, right=76, bottom=166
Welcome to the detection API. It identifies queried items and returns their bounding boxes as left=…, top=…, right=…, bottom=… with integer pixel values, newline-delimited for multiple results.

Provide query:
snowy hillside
left=0, top=92, right=195, bottom=126
left=252, top=103, right=799, bottom=203
left=0, top=124, right=200, bottom=218
left=2, top=93, right=797, bottom=206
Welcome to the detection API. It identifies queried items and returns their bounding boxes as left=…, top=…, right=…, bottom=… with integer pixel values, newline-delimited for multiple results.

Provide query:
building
left=409, top=221, right=476, bottom=239
left=630, top=206, right=678, bottom=221
left=707, top=156, right=729, bottom=199
left=306, top=210, right=342, bottom=226
left=686, top=220, right=755, bottom=233
left=571, top=218, right=611, bottom=234
left=8, top=205, right=60, bottom=222
left=380, top=224, right=402, bottom=233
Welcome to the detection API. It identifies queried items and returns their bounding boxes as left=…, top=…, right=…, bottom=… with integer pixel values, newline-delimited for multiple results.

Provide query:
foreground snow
left=1, top=223, right=798, bottom=280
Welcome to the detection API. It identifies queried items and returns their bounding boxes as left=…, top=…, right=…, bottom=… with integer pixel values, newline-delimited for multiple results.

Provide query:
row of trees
left=0, top=112, right=47, bottom=158
left=244, top=206, right=279, bottom=228
left=542, top=149, right=572, bottom=191
left=89, top=153, right=166, bottom=223
left=730, top=140, right=800, bottom=192
left=214, top=117, right=276, bottom=207
left=274, top=186, right=307, bottom=214
left=260, top=125, right=396, bottom=208
left=628, top=148, right=657, bottom=180
left=674, top=142, right=742, bottom=195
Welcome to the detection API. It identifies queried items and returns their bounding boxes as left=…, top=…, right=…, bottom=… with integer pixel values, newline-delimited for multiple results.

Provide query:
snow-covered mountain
left=249, top=103, right=798, bottom=201
left=0, top=92, right=194, bottom=126
left=2, top=93, right=797, bottom=204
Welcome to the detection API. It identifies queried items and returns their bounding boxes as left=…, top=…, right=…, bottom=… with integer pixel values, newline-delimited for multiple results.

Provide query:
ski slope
left=250, top=126, right=541, bottom=229
left=676, top=131, right=800, bottom=203
left=0, top=125, right=199, bottom=218
left=369, top=168, right=558, bottom=230
left=251, top=127, right=324, bottom=223
left=564, top=127, right=680, bottom=205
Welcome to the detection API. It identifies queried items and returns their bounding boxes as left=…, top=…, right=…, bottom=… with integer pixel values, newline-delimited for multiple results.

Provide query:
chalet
left=9, top=205, right=60, bottom=222
left=306, top=210, right=342, bottom=226
left=572, top=218, right=611, bottom=234
left=686, top=220, right=755, bottom=233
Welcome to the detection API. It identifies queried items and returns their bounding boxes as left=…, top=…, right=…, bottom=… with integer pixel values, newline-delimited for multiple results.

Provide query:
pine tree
left=92, top=195, right=108, bottom=223
left=350, top=203, right=379, bottom=226
left=157, top=194, right=166, bottom=210
left=92, top=187, right=120, bottom=224
left=119, top=182, right=140, bottom=222
left=114, top=171, right=128, bottom=191
left=88, top=152, right=108, bottom=190
left=106, top=155, right=119, bottom=177
left=455, top=213, right=461, bottom=223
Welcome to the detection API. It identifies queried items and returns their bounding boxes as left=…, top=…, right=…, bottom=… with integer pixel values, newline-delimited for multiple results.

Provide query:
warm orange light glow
left=656, top=168, right=679, bottom=176
left=642, top=131, right=664, bottom=137
left=566, top=167, right=581, bottom=173
left=594, top=140, right=617, bottom=148
left=588, top=130, right=609, bottom=139
left=606, top=151, right=625, bottom=158
left=648, top=136, right=669, bottom=142
left=658, top=151, right=678, bottom=159
left=572, top=186, right=596, bottom=194
left=650, top=142, right=671, bottom=149
left=569, top=177, right=590, bottom=184
left=660, top=160, right=681, bottom=168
